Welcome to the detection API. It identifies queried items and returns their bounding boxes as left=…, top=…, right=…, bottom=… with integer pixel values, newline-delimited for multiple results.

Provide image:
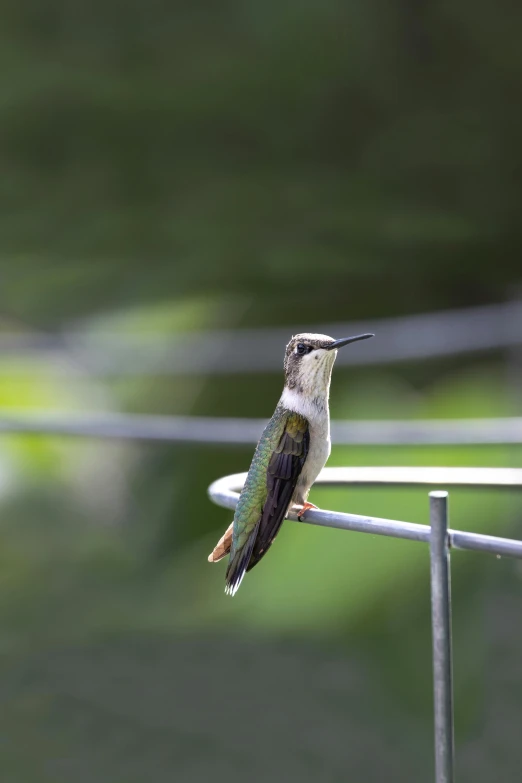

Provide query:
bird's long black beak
left=325, top=333, right=375, bottom=350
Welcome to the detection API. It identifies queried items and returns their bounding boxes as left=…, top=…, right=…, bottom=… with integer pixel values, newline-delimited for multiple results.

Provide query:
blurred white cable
left=0, top=411, right=521, bottom=445
left=0, top=300, right=520, bottom=375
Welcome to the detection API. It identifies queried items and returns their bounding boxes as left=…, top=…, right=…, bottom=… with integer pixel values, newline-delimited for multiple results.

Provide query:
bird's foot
left=297, top=502, right=319, bottom=520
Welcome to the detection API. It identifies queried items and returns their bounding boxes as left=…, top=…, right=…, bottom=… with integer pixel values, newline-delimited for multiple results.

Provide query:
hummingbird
left=208, top=331, right=374, bottom=595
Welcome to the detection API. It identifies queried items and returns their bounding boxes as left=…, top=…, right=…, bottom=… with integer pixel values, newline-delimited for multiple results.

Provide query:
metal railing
left=208, top=466, right=522, bottom=783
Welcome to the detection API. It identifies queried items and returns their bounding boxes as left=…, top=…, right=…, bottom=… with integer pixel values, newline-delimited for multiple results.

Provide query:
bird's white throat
left=279, top=386, right=330, bottom=422
left=280, top=354, right=336, bottom=422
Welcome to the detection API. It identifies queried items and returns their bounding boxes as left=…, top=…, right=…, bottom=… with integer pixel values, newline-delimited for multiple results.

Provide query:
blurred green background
left=0, top=1, right=521, bottom=781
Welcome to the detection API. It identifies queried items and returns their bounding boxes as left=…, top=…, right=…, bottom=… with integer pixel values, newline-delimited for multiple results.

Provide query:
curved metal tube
left=208, top=466, right=522, bottom=559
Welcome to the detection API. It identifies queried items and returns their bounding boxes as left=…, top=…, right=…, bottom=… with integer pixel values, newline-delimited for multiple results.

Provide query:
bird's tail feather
left=225, top=522, right=260, bottom=596
left=207, top=522, right=233, bottom=563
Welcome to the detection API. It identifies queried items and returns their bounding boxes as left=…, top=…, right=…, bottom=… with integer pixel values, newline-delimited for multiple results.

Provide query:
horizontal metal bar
left=208, top=469, right=522, bottom=560
left=210, top=466, right=522, bottom=494
left=0, top=411, right=522, bottom=446
left=315, top=466, right=522, bottom=488
left=449, top=529, right=522, bottom=558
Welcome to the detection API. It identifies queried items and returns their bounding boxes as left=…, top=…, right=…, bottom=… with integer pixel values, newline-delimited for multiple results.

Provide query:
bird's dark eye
left=296, top=343, right=312, bottom=355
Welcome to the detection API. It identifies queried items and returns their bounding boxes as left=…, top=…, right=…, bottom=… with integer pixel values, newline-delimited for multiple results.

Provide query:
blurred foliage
left=0, top=0, right=521, bottom=324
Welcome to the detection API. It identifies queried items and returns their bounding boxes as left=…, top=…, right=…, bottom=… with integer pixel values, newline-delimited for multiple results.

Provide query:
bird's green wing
left=225, top=407, right=309, bottom=595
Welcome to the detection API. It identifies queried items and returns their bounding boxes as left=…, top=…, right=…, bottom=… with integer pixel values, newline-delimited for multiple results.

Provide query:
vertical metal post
left=430, top=490, right=455, bottom=783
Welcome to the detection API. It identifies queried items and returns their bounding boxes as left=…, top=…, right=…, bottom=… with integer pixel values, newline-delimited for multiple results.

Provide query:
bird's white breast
left=279, top=387, right=331, bottom=505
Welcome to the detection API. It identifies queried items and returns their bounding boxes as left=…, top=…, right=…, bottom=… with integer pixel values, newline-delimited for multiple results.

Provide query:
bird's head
left=283, top=332, right=374, bottom=397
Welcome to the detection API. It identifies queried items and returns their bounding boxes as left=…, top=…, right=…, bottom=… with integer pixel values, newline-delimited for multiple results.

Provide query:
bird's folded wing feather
left=246, top=411, right=309, bottom=571
left=223, top=407, right=309, bottom=594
